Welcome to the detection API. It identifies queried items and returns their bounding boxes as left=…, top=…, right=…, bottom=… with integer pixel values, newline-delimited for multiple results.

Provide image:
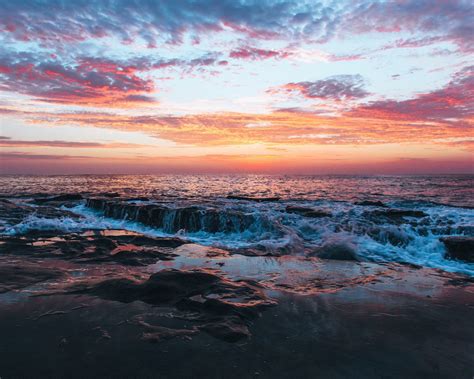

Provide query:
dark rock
left=311, top=241, right=359, bottom=261
left=398, top=262, right=423, bottom=270
left=0, top=230, right=183, bottom=266
left=367, top=209, right=428, bottom=224
left=441, top=237, right=474, bottom=262
left=446, top=276, right=474, bottom=286
left=76, top=269, right=226, bottom=303
left=86, top=198, right=269, bottom=234
left=367, top=226, right=412, bottom=247
left=139, top=322, right=198, bottom=343
left=100, top=192, right=121, bottom=198
left=226, top=195, right=280, bottom=202
left=286, top=205, right=332, bottom=218
left=355, top=200, right=387, bottom=207
left=374, top=209, right=427, bottom=218
left=34, top=194, right=83, bottom=204
left=229, top=248, right=276, bottom=257
left=199, top=317, right=251, bottom=342
left=0, top=199, right=33, bottom=228
left=64, top=269, right=274, bottom=342
left=0, top=265, right=64, bottom=293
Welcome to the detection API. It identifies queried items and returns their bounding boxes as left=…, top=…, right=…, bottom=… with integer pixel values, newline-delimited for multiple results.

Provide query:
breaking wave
left=1, top=192, right=473, bottom=276
left=51, top=198, right=472, bottom=276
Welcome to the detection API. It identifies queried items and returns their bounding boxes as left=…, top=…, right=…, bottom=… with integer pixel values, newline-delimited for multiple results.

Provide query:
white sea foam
left=2, top=200, right=473, bottom=276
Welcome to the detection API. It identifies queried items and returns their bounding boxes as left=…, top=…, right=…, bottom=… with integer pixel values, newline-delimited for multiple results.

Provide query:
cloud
left=272, top=75, right=369, bottom=101
left=1, top=1, right=471, bottom=55
left=2, top=64, right=471, bottom=149
left=0, top=137, right=148, bottom=148
left=0, top=52, right=225, bottom=105
left=342, top=0, right=474, bottom=53
left=0, top=0, right=343, bottom=47
left=0, top=53, right=154, bottom=105
left=0, top=152, right=91, bottom=160
left=227, top=46, right=364, bottom=63
left=20, top=103, right=469, bottom=148
left=349, top=65, right=474, bottom=121
left=229, top=46, right=282, bottom=60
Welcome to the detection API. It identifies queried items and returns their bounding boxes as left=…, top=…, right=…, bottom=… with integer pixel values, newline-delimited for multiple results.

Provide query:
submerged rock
left=354, top=200, right=387, bottom=207
left=441, top=237, right=474, bottom=262
left=286, top=205, right=332, bottom=218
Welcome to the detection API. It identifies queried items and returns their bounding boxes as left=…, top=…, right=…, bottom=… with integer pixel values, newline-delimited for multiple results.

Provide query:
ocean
left=1, top=174, right=473, bottom=276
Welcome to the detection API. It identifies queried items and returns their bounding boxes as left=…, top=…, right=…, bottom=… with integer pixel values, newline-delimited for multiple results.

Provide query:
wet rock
left=441, top=237, right=474, bottom=262
left=367, top=209, right=428, bottom=224
left=86, top=198, right=269, bottom=234
left=0, top=265, right=64, bottom=293
left=375, top=209, right=427, bottom=218
left=99, top=192, right=121, bottom=198
left=199, top=317, right=251, bottom=342
left=355, top=200, right=387, bottom=207
left=74, top=269, right=224, bottom=303
left=367, top=226, right=412, bottom=247
left=226, top=195, right=280, bottom=202
left=285, top=205, right=332, bottom=218
left=446, top=276, right=474, bottom=286
left=0, top=230, right=183, bottom=266
left=229, top=247, right=276, bottom=257
left=33, top=194, right=83, bottom=204
left=311, top=241, right=359, bottom=261
left=65, top=269, right=274, bottom=342
left=138, top=321, right=198, bottom=343
left=398, top=262, right=423, bottom=270
left=93, top=326, right=112, bottom=341
left=0, top=199, right=33, bottom=228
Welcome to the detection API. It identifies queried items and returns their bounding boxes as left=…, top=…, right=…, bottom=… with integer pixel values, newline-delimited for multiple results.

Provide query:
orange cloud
left=0, top=137, right=149, bottom=148
left=15, top=108, right=468, bottom=149
left=1, top=67, right=471, bottom=162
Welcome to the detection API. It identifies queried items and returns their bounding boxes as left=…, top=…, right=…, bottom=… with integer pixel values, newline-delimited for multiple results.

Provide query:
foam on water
left=4, top=212, right=113, bottom=236
left=55, top=201, right=474, bottom=276
left=1, top=174, right=472, bottom=276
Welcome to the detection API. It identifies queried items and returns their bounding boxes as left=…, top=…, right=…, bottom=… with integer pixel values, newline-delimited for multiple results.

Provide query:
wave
left=2, top=196, right=473, bottom=276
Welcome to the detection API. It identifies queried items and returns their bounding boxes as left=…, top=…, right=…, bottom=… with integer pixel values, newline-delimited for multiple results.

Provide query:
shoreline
left=1, top=229, right=473, bottom=378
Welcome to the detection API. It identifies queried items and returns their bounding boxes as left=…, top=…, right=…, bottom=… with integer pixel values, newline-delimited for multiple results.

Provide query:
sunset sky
left=0, top=0, right=473, bottom=174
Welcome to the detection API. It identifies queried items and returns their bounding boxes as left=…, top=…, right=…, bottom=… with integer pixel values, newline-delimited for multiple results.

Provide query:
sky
left=0, top=0, right=473, bottom=174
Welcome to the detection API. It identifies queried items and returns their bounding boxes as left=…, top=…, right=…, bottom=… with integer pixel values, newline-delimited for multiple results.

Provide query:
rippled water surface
left=1, top=174, right=473, bottom=275
left=2, top=174, right=473, bottom=207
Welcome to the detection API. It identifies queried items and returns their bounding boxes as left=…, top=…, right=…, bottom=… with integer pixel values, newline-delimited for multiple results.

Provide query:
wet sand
left=0, top=230, right=473, bottom=378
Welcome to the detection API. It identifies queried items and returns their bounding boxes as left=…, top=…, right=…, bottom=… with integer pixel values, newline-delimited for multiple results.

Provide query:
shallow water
left=1, top=174, right=473, bottom=275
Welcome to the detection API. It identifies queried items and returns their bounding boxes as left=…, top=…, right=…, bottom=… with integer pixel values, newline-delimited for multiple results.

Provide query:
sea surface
left=1, top=174, right=473, bottom=275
